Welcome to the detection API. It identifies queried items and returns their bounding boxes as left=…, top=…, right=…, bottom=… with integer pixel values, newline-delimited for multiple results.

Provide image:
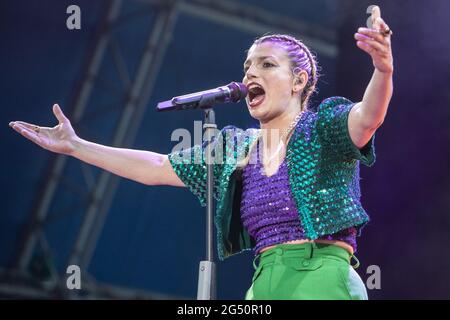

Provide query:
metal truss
left=6, top=0, right=337, bottom=299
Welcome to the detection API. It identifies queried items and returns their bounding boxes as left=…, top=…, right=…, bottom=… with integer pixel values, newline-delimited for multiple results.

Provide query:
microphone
left=156, top=82, right=248, bottom=112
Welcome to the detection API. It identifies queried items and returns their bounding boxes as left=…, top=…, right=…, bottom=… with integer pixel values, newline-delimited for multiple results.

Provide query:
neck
left=259, top=102, right=302, bottom=149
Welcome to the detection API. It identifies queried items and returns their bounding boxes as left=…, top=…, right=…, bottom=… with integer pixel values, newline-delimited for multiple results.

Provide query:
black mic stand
left=156, top=83, right=248, bottom=300
left=197, top=108, right=217, bottom=300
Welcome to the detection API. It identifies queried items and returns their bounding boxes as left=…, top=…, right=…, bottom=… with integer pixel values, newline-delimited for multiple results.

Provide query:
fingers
left=53, top=104, right=69, bottom=124
left=9, top=103, right=67, bottom=131
left=354, top=31, right=389, bottom=55
left=358, top=6, right=392, bottom=53
left=370, top=6, right=391, bottom=36
left=10, top=122, right=37, bottom=134
left=356, top=40, right=378, bottom=55
left=10, top=122, right=43, bottom=145
left=9, top=121, right=52, bottom=134
left=357, top=27, right=389, bottom=44
left=371, top=5, right=381, bottom=29
left=377, top=17, right=391, bottom=36
left=357, top=39, right=383, bottom=54
left=355, top=35, right=390, bottom=56
left=9, top=121, right=39, bottom=131
left=10, top=121, right=29, bottom=129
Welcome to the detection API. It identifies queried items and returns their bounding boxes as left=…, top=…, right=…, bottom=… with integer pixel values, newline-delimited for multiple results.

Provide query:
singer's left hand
left=354, top=6, right=393, bottom=74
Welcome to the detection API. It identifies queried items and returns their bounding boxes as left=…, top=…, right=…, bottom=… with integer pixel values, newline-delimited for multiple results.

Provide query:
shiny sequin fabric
left=241, top=142, right=357, bottom=254
left=168, top=97, right=376, bottom=260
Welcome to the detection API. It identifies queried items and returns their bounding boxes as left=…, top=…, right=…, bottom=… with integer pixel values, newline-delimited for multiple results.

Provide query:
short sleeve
left=317, top=96, right=376, bottom=167
left=167, top=125, right=243, bottom=206
left=168, top=142, right=208, bottom=206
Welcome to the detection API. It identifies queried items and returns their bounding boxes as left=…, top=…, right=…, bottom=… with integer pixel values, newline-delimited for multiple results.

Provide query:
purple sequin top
left=240, top=143, right=357, bottom=254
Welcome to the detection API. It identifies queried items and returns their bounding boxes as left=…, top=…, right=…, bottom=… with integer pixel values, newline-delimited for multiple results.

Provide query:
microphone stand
left=156, top=83, right=248, bottom=299
left=197, top=108, right=217, bottom=300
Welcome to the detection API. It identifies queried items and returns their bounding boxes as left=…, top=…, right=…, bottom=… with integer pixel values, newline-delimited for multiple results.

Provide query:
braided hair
left=253, top=34, right=321, bottom=111
left=237, top=34, right=322, bottom=169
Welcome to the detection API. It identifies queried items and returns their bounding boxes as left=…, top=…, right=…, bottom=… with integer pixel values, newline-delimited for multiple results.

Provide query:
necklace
left=258, top=111, right=304, bottom=173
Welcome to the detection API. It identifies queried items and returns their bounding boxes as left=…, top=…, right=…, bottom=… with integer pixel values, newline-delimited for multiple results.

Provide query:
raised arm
left=9, top=104, right=185, bottom=187
left=349, top=5, right=394, bottom=148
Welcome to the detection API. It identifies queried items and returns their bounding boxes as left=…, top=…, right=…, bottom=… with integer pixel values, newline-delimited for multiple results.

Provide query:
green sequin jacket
left=168, top=97, right=376, bottom=260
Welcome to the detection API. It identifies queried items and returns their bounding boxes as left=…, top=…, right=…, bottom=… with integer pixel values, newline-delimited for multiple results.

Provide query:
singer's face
left=243, top=42, right=297, bottom=122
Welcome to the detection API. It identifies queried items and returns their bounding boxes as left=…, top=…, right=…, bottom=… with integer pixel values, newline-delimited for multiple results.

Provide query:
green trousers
left=245, top=242, right=368, bottom=300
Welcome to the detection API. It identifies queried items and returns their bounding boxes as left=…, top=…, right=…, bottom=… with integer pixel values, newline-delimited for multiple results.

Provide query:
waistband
left=253, top=242, right=360, bottom=270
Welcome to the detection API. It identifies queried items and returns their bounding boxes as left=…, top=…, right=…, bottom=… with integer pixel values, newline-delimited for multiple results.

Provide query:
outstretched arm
left=349, top=5, right=394, bottom=148
left=71, top=139, right=185, bottom=187
left=9, top=104, right=185, bottom=187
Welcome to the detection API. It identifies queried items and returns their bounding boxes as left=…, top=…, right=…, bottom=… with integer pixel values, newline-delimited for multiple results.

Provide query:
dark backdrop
left=1, top=0, right=449, bottom=299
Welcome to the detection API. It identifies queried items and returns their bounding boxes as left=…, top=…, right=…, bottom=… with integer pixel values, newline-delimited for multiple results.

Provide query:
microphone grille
left=228, top=82, right=248, bottom=102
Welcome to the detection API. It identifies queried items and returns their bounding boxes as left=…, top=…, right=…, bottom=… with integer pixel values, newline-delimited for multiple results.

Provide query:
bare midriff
left=258, top=239, right=354, bottom=255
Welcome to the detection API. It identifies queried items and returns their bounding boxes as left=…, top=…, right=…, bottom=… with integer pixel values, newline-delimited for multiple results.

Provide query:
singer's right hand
left=9, top=104, right=79, bottom=156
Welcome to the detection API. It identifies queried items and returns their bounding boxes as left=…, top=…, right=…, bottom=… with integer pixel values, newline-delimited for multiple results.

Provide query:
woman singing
left=9, top=6, right=393, bottom=299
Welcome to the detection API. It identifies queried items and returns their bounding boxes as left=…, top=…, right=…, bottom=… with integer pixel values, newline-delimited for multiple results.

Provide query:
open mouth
left=247, top=84, right=266, bottom=108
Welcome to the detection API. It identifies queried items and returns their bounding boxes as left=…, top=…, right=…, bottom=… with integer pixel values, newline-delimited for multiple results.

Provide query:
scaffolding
left=4, top=0, right=337, bottom=299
